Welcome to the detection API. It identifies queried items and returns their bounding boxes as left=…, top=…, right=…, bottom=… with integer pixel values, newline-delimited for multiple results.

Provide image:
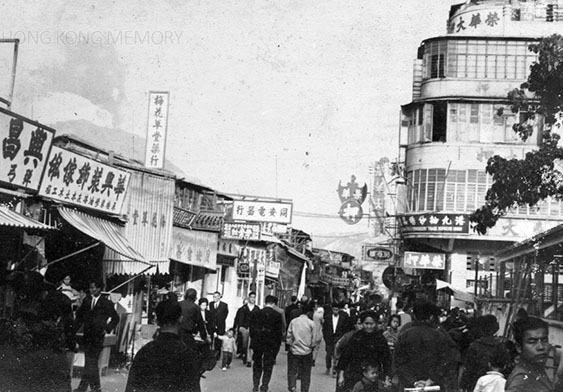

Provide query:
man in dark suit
left=179, top=288, right=208, bottom=346
left=322, top=301, right=350, bottom=377
left=250, top=295, right=283, bottom=392
left=74, top=279, right=120, bottom=392
left=234, top=291, right=260, bottom=366
left=210, top=291, right=229, bottom=359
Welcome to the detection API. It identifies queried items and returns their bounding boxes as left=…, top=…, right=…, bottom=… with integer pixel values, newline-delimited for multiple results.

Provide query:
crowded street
left=3, top=1, right=563, bottom=392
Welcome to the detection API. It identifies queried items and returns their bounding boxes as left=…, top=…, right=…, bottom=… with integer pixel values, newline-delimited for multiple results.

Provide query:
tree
left=470, top=34, right=563, bottom=234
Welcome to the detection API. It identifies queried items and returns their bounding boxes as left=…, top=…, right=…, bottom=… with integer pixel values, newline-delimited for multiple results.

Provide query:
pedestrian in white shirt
left=286, top=303, right=321, bottom=392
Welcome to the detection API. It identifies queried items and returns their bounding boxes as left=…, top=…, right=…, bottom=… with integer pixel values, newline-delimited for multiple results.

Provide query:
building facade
left=397, top=0, right=563, bottom=307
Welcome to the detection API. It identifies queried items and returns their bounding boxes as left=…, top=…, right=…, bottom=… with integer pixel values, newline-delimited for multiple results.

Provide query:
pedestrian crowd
left=2, top=273, right=563, bottom=392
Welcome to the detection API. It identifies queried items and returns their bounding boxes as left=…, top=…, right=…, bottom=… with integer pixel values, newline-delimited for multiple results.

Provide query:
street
left=72, top=346, right=336, bottom=392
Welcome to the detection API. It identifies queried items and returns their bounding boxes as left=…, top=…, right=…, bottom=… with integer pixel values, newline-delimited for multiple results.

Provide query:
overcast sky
left=0, top=0, right=460, bottom=241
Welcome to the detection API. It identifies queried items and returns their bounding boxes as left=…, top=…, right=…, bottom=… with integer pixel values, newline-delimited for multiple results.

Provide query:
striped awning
left=58, top=207, right=148, bottom=263
left=0, top=207, right=53, bottom=230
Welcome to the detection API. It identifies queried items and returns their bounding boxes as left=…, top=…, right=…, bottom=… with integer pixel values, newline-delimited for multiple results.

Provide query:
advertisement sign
left=447, top=7, right=504, bottom=35
left=145, top=91, right=169, bottom=169
left=170, top=227, right=217, bottom=270
left=0, top=108, right=54, bottom=191
left=266, top=260, right=280, bottom=278
left=399, top=213, right=469, bottom=234
left=222, top=221, right=261, bottom=240
left=362, top=245, right=393, bottom=261
left=39, top=146, right=131, bottom=214
left=232, top=200, right=292, bottom=224
left=403, top=251, right=446, bottom=270
left=337, top=175, right=367, bottom=225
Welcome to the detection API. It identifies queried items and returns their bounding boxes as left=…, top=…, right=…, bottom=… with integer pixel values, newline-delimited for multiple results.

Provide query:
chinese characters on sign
left=170, top=228, right=218, bottom=270
left=399, top=213, right=469, bottom=234
left=0, top=109, right=54, bottom=191
left=337, top=175, right=368, bottom=225
left=222, top=222, right=261, bottom=241
left=232, top=200, right=293, bottom=224
left=145, top=91, right=169, bottom=169
left=362, top=245, right=393, bottom=262
left=403, top=251, right=446, bottom=270
left=447, top=9, right=502, bottom=34
left=38, top=146, right=131, bottom=214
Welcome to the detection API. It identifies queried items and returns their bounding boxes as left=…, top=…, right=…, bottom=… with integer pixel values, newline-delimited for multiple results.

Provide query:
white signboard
left=39, top=146, right=131, bottom=214
left=0, top=108, right=54, bottom=191
left=232, top=200, right=293, bottom=224
left=170, top=227, right=218, bottom=270
left=145, top=91, right=169, bottom=169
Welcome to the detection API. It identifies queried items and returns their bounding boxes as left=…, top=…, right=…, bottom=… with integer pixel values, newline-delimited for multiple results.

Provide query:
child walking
left=218, top=328, right=237, bottom=371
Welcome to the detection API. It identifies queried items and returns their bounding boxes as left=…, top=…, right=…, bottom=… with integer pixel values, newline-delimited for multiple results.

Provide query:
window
left=427, top=38, right=537, bottom=81
left=407, top=168, right=563, bottom=215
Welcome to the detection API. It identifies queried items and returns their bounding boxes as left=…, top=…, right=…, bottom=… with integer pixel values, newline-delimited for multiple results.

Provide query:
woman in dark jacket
left=198, top=298, right=215, bottom=340
left=336, top=310, right=392, bottom=392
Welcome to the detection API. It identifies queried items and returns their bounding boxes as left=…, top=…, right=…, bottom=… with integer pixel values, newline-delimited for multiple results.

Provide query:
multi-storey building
left=396, top=0, right=563, bottom=307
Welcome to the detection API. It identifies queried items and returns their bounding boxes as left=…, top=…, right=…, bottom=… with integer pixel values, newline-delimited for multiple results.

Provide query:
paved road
left=72, top=345, right=337, bottom=392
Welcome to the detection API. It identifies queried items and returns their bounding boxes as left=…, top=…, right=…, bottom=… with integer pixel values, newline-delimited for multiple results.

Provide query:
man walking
left=250, top=295, right=284, bottom=392
left=322, top=302, right=350, bottom=376
left=125, top=299, right=201, bottom=392
left=178, top=288, right=208, bottom=346
left=286, top=303, right=320, bottom=392
left=234, top=291, right=260, bottom=366
left=210, top=291, right=229, bottom=359
left=74, top=280, right=120, bottom=392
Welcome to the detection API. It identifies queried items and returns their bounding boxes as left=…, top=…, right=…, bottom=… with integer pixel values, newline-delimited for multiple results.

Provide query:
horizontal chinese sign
left=145, top=91, right=169, bottom=169
left=170, top=227, right=217, bottom=270
left=0, top=109, right=55, bottom=191
left=222, top=222, right=261, bottom=241
left=38, top=146, right=131, bottom=214
left=403, top=251, right=446, bottom=270
left=232, top=200, right=292, bottom=224
left=399, top=213, right=469, bottom=234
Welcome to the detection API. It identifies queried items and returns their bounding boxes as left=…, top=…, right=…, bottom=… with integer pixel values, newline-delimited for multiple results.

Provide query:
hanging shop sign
left=222, top=221, right=261, bottom=241
left=170, top=227, right=217, bottom=270
left=403, top=251, right=446, bottom=270
left=237, top=259, right=250, bottom=274
left=266, top=259, right=280, bottom=278
left=337, top=175, right=367, bottom=225
left=145, top=91, right=169, bottom=169
left=38, top=146, right=131, bottom=214
left=232, top=200, right=293, bottom=224
left=0, top=108, right=55, bottom=191
left=399, top=213, right=469, bottom=234
left=362, top=245, right=393, bottom=261
left=218, top=238, right=239, bottom=257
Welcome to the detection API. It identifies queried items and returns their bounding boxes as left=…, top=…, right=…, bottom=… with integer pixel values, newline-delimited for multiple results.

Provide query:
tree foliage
left=470, top=34, right=563, bottom=234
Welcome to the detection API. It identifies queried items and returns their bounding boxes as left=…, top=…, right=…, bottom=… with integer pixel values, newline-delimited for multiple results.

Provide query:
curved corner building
left=397, top=0, right=563, bottom=304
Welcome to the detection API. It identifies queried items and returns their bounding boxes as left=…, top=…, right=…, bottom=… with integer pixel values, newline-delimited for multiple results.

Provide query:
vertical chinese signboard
left=38, top=146, right=131, bottom=214
left=145, top=91, right=170, bottom=169
left=0, top=108, right=54, bottom=191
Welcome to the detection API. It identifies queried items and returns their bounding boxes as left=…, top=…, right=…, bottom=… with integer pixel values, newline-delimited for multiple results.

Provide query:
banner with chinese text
left=399, top=213, right=469, bottom=234
left=403, top=251, right=446, bottom=270
left=38, top=146, right=131, bottom=214
left=0, top=108, right=54, bottom=191
left=170, top=227, right=217, bottom=270
left=145, top=91, right=169, bottom=169
left=232, top=200, right=292, bottom=224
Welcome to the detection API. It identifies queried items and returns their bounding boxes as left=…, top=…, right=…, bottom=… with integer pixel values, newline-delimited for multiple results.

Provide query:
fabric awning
left=436, top=279, right=475, bottom=303
left=0, top=207, right=53, bottom=230
left=58, top=207, right=148, bottom=263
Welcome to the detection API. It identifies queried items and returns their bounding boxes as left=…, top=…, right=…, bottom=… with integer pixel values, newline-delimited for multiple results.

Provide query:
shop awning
left=0, top=207, right=54, bottom=230
left=58, top=207, right=148, bottom=263
left=436, top=279, right=475, bottom=303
